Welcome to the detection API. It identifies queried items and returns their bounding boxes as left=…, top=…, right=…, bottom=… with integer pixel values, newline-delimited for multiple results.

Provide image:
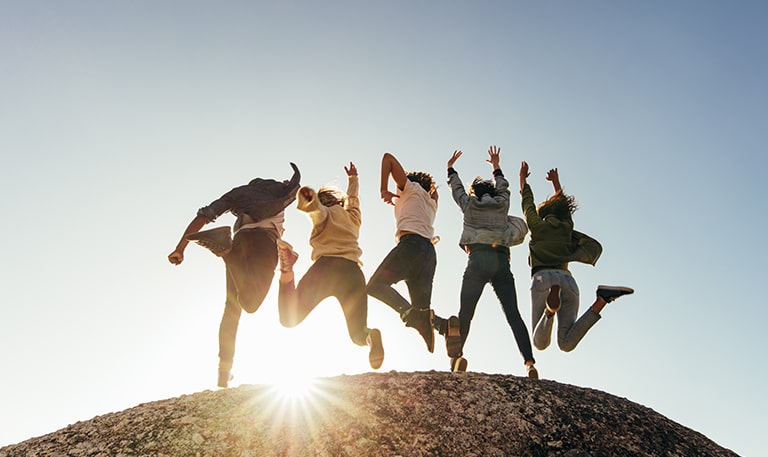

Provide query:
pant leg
left=403, top=236, right=437, bottom=311
left=367, top=238, right=419, bottom=316
left=218, top=267, right=243, bottom=371
left=556, top=275, right=600, bottom=352
left=490, top=252, right=534, bottom=363
left=457, top=251, right=493, bottom=350
left=223, top=229, right=278, bottom=313
left=278, top=257, right=335, bottom=328
left=217, top=230, right=277, bottom=370
left=330, top=258, right=370, bottom=346
left=530, top=270, right=563, bottom=350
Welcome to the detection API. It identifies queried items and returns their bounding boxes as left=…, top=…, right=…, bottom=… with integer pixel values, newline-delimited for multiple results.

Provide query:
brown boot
left=186, top=226, right=232, bottom=256
left=405, top=308, right=435, bottom=353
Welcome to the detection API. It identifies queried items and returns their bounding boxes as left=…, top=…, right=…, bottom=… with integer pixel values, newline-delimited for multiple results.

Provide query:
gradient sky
left=1, top=2, right=766, bottom=456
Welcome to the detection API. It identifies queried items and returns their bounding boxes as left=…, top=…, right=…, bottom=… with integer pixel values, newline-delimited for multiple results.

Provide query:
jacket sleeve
left=346, top=175, right=362, bottom=226
left=520, top=183, right=543, bottom=230
left=297, top=186, right=327, bottom=226
left=448, top=170, right=470, bottom=212
left=493, top=172, right=511, bottom=204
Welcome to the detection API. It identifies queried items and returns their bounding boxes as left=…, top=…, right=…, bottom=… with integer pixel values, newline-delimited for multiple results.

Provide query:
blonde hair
left=317, top=187, right=348, bottom=208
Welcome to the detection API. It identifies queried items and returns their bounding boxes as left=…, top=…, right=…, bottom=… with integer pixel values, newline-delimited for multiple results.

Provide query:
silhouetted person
left=276, top=162, right=384, bottom=370
left=168, top=163, right=300, bottom=387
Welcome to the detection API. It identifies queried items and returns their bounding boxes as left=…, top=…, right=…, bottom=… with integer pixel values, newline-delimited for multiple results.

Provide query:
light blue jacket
left=448, top=168, right=528, bottom=249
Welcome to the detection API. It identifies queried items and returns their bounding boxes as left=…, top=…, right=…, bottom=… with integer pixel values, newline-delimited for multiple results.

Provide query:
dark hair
left=537, top=190, right=578, bottom=219
left=470, top=178, right=497, bottom=199
left=406, top=171, right=435, bottom=193
left=317, top=187, right=347, bottom=208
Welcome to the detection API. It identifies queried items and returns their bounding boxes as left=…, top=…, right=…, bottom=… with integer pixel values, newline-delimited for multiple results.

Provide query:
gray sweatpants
left=530, top=269, right=600, bottom=352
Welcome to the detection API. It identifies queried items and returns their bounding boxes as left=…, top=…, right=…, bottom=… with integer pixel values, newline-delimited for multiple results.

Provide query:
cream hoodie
left=296, top=175, right=363, bottom=266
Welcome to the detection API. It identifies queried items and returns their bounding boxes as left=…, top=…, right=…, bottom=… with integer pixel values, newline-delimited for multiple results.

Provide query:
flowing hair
left=537, top=190, right=578, bottom=219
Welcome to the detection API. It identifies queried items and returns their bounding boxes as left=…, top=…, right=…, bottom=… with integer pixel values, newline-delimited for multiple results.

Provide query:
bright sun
left=270, top=374, right=320, bottom=403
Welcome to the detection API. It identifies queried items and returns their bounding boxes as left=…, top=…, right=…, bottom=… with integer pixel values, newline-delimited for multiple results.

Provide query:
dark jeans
left=367, top=234, right=437, bottom=316
left=218, top=229, right=277, bottom=370
left=279, top=256, right=368, bottom=346
left=459, top=246, right=534, bottom=363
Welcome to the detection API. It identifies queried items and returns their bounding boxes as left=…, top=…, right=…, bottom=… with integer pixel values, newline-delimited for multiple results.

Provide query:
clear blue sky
left=1, top=2, right=766, bottom=456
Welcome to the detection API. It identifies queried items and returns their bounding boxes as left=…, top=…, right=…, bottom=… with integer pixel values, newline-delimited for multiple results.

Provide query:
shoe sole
left=527, top=367, right=539, bottom=380
left=446, top=316, right=462, bottom=358
left=186, top=227, right=233, bottom=257
left=597, top=285, right=635, bottom=302
left=368, top=328, right=384, bottom=370
left=452, top=357, right=468, bottom=372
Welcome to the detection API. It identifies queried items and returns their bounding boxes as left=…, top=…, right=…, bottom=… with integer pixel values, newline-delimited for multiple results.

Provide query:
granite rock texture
left=0, top=371, right=738, bottom=457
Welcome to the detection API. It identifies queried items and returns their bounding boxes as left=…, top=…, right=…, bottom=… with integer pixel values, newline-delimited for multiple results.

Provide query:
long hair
left=406, top=171, right=435, bottom=194
left=537, top=190, right=578, bottom=219
left=317, top=186, right=348, bottom=208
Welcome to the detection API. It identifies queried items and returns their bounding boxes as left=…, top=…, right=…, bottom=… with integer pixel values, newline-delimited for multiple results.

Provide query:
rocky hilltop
left=0, top=371, right=737, bottom=457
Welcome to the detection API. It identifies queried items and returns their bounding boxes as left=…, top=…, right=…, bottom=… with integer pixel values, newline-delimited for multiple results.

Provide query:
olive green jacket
left=520, top=183, right=602, bottom=272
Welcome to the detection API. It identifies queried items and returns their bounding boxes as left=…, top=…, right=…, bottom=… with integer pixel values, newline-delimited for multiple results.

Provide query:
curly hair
left=537, top=190, right=578, bottom=219
left=317, top=187, right=348, bottom=208
left=406, top=171, right=435, bottom=194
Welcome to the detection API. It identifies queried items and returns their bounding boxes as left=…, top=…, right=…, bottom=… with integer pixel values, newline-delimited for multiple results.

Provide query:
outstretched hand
left=345, top=162, right=358, bottom=176
left=519, top=161, right=530, bottom=191
left=546, top=167, right=562, bottom=192
left=546, top=168, right=559, bottom=182
left=520, top=161, right=530, bottom=179
left=448, top=150, right=462, bottom=168
left=486, top=145, right=501, bottom=169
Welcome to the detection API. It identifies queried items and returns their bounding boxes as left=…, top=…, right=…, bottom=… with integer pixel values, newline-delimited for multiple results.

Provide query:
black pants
left=279, top=256, right=368, bottom=346
left=367, top=234, right=437, bottom=316
left=458, top=246, right=534, bottom=363
left=218, top=229, right=277, bottom=370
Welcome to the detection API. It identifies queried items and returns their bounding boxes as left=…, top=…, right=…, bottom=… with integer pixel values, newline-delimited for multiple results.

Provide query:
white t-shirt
left=394, top=180, right=437, bottom=241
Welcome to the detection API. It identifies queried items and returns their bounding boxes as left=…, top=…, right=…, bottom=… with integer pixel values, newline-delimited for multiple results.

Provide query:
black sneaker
left=405, top=308, right=435, bottom=353
left=445, top=315, right=462, bottom=358
left=186, top=226, right=232, bottom=256
left=596, top=285, right=634, bottom=303
left=450, top=357, right=468, bottom=372
left=367, top=328, right=384, bottom=370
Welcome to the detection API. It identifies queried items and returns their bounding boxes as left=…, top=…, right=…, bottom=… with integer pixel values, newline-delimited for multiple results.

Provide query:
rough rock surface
left=1, top=371, right=738, bottom=457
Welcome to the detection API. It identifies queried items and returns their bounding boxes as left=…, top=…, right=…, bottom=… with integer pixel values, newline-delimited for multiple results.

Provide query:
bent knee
left=558, top=341, right=577, bottom=352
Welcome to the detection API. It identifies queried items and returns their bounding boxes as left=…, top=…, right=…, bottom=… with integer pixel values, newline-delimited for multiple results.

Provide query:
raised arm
left=486, top=145, right=501, bottom=171
left=448, top=150, right=462, bottom=169
left=546, top=168, right=562, bottom=193
left=519, top=160, right=530, bottom=191
left=380, top=152, right=408, bottom=205
left=345, top=162, right=361, bottom=225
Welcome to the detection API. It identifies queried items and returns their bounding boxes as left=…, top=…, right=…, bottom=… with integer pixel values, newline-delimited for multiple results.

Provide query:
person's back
left=297, top=176, right=363, bottom=265
left=393, top=176, right=436, bottom=241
